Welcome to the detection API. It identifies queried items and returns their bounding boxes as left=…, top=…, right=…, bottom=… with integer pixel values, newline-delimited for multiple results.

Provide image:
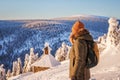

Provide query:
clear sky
left=0, top=0, right=120, bottom=20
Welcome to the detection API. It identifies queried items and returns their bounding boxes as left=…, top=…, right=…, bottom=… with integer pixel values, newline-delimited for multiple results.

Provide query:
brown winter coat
left=69, top=29, right=93, bottom=80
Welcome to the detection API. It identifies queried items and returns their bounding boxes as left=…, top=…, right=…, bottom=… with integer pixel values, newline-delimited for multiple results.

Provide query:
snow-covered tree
left=24, top=48, right=39, bottom=72
left=12, top=61, right=17, bottom=76
left=98, top=34, right=107, bottom=45
left=98, top=18, right=120, bottom=52
left=55, top=42, right=69, bottom=61
left=16, top=58, right=22, bottom=75
left=34, top=53, right=39, bottom=61
left=66, top=46, right=71, bottom=60
left=6, top=69, right=11, bottom=79
left=29, top=48, right=36, bottom=64
left=0, top=64, right=6, bottom=80
left=106, top=18, right=119, bottom=47
left=23, top=54, right=29, bottom=73
left=24, top=48, right=35, bottom=72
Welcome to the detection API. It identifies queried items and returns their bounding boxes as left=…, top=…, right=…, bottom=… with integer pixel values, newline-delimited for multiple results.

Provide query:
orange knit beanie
left=72, top=21, right=84, bottom=32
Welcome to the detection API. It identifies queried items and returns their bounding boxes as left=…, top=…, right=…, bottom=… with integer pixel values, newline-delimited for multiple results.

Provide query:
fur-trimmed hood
left=74, top=29, right=93, bottom=41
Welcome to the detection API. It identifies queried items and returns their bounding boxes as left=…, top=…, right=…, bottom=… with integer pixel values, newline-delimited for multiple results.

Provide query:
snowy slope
left=90, top=46, right=120, bottom=80
left=9, top=48, right=120, bottom=80
left=9, top=50, right=120, bottom=80
left=9, top=60, right=70, bottom=80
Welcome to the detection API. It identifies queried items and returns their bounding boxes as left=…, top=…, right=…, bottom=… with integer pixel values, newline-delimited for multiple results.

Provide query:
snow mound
left=91, top=46, right=120, bottom=80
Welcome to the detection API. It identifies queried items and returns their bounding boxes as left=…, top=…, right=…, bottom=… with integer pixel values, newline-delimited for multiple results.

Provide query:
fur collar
left=74, top=29, right=89, bottom=38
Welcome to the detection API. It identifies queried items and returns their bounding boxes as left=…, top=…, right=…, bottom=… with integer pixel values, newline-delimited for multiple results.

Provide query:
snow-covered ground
left=9, top=48, right=120, bottom=80
left=90, top=46, right=120, bottom=80
left=9, top=60, right=70, bottom=80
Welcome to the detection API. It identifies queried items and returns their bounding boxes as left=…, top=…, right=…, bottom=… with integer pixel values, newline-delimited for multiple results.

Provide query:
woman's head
left=69, top=21, right=85, bottom=44
left=72, top=21, right=84, bottom=35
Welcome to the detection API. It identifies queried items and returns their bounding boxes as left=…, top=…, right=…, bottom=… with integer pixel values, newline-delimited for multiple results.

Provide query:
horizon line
left=0, top=14, right=119, bottom=21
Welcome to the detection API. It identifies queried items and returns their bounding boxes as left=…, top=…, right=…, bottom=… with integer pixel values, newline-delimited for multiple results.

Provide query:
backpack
left=85, top=40, right=99, bottom=68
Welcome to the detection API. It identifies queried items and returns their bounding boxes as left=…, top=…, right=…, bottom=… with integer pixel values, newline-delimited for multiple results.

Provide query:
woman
left=69, top=21, right=93, bottom=80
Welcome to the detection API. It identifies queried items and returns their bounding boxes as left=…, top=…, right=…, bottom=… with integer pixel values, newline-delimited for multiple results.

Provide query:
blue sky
left=0, top=0, right=120, bottom=20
